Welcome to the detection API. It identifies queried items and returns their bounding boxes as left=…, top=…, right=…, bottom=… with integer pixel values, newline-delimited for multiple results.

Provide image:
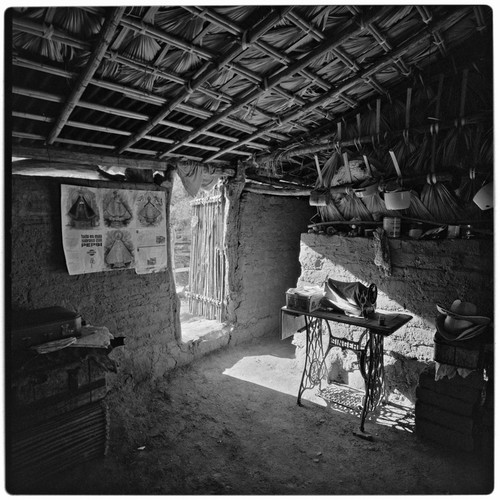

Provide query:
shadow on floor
left=7, top=334, right=493, bottom=495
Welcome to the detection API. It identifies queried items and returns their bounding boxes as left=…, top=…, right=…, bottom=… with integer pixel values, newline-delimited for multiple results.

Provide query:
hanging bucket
left=473, top=182, right=493, bottom=210
left=384, top=190, right=411, bottom=210
left=385, top=150, right=411, bottom=210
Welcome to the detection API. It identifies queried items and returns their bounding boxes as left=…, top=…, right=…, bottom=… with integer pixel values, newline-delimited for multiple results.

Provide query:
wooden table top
left=281, top=306, right=413, bottom=336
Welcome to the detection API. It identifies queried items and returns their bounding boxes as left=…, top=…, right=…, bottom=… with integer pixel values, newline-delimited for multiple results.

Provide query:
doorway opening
left=171, top=174, right=227, bottom=342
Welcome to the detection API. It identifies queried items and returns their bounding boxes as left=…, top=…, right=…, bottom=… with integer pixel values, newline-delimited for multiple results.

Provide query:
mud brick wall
left=9, top=176, right=179, bottom=385
left=227, top=191, right=315, bottom=344
left=295, top=233, right=494, bottom=401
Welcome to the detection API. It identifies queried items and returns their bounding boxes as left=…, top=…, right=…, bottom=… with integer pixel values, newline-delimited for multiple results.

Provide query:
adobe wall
left=9, top=176, right=182, bottom=386
left=226, top=191, right=315, bottom=344
left=294, top=233, right=494, bottom=402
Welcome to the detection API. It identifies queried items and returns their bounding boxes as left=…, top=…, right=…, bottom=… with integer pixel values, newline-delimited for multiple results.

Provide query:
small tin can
left=383, top=217, right=401, bottom=238
left=447, top=225, right=460, bottom=239
left=408, top=223, right=423, bottom=239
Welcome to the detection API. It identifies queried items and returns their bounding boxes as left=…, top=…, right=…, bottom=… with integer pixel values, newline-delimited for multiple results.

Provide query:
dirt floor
left=15, top=334, right=494, bottom=495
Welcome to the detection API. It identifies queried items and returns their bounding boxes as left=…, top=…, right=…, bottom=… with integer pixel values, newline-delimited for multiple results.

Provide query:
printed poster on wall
left=61, top=184, right=168, bottom=275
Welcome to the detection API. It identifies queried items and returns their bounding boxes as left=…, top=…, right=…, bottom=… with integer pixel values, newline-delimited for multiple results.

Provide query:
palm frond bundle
left=314, top=151, right=341, bottom=189
left=478, top=127, right=493, bottom=164
left=118, top=67, right=157, bottom=91
left=300, top=5, right=348, bottom=31
left=361, top=192, right=395, bottom=219
left=13, top=31, right=64, bottom=62
left=338, top=192, right=374, bottom=221
left=455, top=169, right=477, bottom=217
left=53, top=7, right=103, bottom=38
left=439, top=126, right=475, bottom=169
left=155, top=8, right=205, bottom=38
left=260, top=25, right=305, bottom=50
left=318, top=202, right=345, bottom=222
left=406, top=133, right=431, bottom=174
left=212, top=6, right=253, bottom=24
left=157, top=48, right=204, bottom=75
left=401, top=190, right=435, bottom=220
left=122, top=34, right=161, bottom=62
left=420, top=182, right=464, bottom=222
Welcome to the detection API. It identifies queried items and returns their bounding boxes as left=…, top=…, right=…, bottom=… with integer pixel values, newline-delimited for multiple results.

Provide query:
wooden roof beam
left=116, top=7, right=292, bottom=154
left=205, top=7, right=472, bottom=161
left=46, top=7, right=126, bottom=145
left=11, top=144, right=168, bottom=170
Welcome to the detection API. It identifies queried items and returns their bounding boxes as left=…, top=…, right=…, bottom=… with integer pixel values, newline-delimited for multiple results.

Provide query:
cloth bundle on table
left=322, top=278, right=377, bottom=318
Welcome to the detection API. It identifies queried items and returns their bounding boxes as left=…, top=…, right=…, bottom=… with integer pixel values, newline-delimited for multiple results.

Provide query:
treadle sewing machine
left=281, top=280, right=412, bottom=440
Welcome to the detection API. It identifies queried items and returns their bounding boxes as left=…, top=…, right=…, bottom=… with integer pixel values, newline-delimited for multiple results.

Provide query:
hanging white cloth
left=177, top=162, right=220, bottom=197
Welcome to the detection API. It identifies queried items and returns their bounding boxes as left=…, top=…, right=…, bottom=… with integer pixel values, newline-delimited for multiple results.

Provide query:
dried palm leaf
left=439, top=126, right=474, bottom=169
left=420, top=182, right=463, bottom=222
left=13, top=32, right=64, bottom=62
left=478, top=126, right=493, bottom=165
left=122, top=35, right=160, bottom=62
left=53, top=7, right=103, bottom=38
left=361, top=192, right=395, bottom=219
left=456, top=125, right=482, bottom=203
left=155, top=8, right=205, bottom=38
left=456, top=169, right=477, bottom=204
left=260, top=26, right=304, bottom=50
left=318, top=202, right=345, bottom=223
left=300, top=5, right=348, bottom=31
left=212, top=6, right=253, bottom=24
left=407, top=133, right=431, bottom=174
left=160, top=48, right=204, bottom=74
left=401, top=190, right=435, bottom=220
left=338, top=192, right=374, bottom=221
left=314, top=151, right=341, bottom=189
left=118, top=66, right=157, bottom=91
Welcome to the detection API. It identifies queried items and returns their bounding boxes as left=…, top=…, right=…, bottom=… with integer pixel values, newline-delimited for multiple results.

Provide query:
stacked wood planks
left=8, top=400, right=109, bottom=492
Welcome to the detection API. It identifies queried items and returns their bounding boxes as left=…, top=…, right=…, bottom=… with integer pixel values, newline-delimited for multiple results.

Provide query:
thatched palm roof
left=8, top=5, right=493, bottom=186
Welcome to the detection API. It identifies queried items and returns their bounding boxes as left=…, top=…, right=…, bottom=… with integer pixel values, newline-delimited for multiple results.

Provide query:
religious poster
left=61, top=184, right=168, bottom=275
